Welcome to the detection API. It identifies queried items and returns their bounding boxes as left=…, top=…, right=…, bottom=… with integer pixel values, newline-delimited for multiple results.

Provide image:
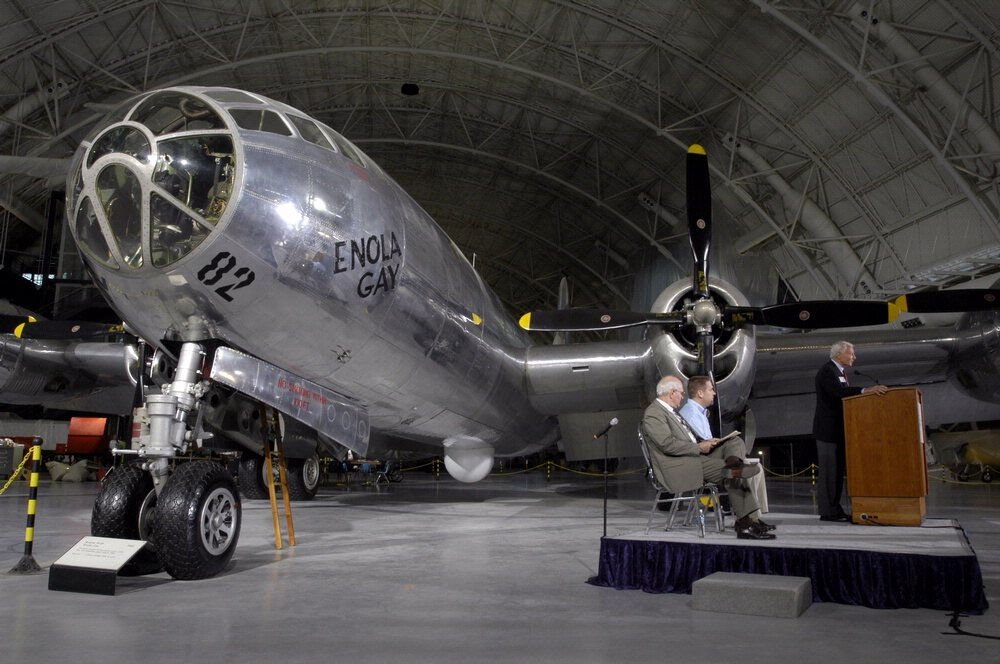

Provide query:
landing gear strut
left=95, top=339, right=244, bottom=580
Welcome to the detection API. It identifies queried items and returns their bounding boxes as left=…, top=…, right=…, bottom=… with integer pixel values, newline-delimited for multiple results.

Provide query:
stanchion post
left=9, top=438, right=43, bottom=575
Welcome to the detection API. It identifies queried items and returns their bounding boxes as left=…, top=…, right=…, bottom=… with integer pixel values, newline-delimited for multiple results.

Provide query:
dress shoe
left=724, top=456, right=742, bottom=469
left=735, top=520, right=776, bottom=540
left=722, top=462, right=760, bottom=479
left=819, top=513, right=851, bottom=522
left=756, top=518, right=777, bottom=531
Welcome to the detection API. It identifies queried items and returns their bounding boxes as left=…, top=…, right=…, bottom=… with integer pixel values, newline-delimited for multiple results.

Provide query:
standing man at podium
left=813, top=341, right=888, bottom=522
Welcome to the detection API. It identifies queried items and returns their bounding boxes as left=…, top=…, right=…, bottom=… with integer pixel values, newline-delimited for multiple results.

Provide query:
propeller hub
left=691, top=298, right=720, bottom=331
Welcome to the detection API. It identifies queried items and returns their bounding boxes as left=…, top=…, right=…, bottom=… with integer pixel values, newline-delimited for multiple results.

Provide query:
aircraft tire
left=91, top=463, right=163, bottom=576
left=286, top=454, right=320, bottom=501
left=151, top=461, right=241, bottom=580
left=237, top=452, right=269, bottom=500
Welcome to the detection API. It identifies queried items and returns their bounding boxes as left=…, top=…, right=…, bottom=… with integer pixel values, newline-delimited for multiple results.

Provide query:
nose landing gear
left=91, top=339, right=244, bottom=580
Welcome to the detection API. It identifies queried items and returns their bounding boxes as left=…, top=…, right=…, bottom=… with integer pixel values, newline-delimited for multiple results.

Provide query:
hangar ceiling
left=1, top=0, right=999, bottom=318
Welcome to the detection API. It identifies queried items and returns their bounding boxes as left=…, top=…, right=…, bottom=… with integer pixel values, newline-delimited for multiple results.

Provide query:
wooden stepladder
left=259, top=406, right=296, bottom=549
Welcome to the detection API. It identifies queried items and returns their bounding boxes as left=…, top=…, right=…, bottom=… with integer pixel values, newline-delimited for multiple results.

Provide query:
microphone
left=593, top=417, right=619, bottom=439
left=853, top=369, right=880, bottom=385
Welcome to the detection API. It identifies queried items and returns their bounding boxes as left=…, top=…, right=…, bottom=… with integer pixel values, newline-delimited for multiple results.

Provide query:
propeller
left=1, top=314, right=125, bottom=340
left=685, top=145, right=720, bottom=433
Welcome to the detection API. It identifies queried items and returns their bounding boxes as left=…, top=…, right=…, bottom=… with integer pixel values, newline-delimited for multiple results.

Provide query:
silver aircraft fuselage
left=66, top=87, right=557, bottom=462
left=56, top=85, right=1000, bottom=473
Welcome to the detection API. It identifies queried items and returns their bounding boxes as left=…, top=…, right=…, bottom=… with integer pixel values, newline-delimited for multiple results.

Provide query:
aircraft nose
left=68, top=90, right=237, bottom=272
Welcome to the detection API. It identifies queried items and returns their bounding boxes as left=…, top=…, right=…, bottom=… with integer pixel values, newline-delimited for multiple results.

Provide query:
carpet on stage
left=587, top=514, right=988, bottom=613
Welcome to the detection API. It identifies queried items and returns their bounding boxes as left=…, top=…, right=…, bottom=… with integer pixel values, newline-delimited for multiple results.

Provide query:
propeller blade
left=694, top=332, right=724, bottom=437
left=12, top=319, right=125, bottom=340
left=894, top=289, right=1000, bottom=314
left=0, top=314, right=36, bottom=334
left=519, top=309, right=685, bottom=332
left=687, top=144, right=712, bottom=299
left=696, top=331, right=715, bottom=377
left=751, top=301, right=901, bottom=329
left=721, top=306, right=767, bottom=327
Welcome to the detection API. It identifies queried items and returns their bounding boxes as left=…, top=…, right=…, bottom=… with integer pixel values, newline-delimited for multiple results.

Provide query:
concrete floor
left=1, top=465, right=996, bottom=663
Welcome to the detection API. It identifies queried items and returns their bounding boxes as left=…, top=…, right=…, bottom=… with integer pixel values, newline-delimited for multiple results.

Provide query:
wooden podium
left=843, top=387, right=927, bottom=526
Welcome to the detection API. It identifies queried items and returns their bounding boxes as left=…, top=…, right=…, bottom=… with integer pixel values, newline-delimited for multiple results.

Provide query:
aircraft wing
left=0, top=334, right=138, bottom=415
left=749, top=324, right=1000, bottom=437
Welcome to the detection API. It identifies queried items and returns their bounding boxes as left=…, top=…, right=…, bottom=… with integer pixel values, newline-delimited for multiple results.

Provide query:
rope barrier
left=928, top=465, right=998, bottom=485
left=0, top=446, right=34, bottom=496
left=354, top=458, right=996, bottom=484
left=9, top=441, right=43, bottom=575
left=390, top=458, right=822, bottom=480
left=762, top=464, right=818, bottom=479
left=394, top=458, right=998, bottom=486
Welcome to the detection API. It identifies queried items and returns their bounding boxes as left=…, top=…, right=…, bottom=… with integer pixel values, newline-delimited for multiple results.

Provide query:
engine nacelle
left=647, top=278, right=756, bottom=419
left=443, top=436, right=494, bottom=483
left=949, top=309, right=1000, bottom=402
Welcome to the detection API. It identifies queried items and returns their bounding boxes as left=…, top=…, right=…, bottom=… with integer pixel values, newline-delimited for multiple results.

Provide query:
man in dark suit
left=641, top=375, right=775, bottom=540
left=813, top=341, right=888, bottom=521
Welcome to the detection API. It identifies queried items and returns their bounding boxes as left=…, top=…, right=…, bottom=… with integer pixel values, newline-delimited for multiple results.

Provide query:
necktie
left=674, top=412, right=699, bottom=443
left=843, top=369, right=849, bottom=385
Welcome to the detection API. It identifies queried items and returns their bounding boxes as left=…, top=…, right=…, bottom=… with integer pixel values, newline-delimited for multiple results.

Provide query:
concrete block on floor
left=692, top=572, right=812, bottom=618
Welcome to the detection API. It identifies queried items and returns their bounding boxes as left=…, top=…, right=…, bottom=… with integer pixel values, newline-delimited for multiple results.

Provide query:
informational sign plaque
left=48, top=536, right=147, bottom=595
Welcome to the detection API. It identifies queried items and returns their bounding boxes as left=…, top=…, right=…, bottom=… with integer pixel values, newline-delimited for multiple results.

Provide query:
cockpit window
left=88, top=125, right=152, bottom=168
left=75, top=197, right=119, bottom=269
left=205, top=89, right=263, bottom=104
left=152, top=135, right=235, bottom=225
left=229, top=109, right=293, bottom=136
left=287, top=115, right=335, bottom=151
left=317, top=121, right=367, bottom=169
left=96, top=164, right=144, bottom=269
left=130, top=93, right=226, bottom=136
left=150, top=192, right=211, bottom=267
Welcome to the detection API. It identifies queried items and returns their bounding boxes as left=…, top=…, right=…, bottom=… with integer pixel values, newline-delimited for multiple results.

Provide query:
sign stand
left=48, top=536, right=147, bottom=595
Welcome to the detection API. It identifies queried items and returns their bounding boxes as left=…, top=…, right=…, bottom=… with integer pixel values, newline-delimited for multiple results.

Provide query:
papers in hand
left=713, top=430, right=741, bottom=446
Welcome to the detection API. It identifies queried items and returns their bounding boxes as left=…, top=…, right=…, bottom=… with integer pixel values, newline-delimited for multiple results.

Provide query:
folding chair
left=638, top=428, right=726, bottom=537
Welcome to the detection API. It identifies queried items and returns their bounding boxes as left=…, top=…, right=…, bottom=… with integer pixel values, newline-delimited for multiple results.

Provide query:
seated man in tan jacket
left=641, top=375, right=775, bottom=540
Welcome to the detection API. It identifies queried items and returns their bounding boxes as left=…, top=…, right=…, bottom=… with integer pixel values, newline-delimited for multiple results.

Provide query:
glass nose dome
left=70, top=90, right=237, bottom=271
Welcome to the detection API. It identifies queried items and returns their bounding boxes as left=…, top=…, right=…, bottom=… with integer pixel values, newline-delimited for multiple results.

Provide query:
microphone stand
left=601, top=430, right=610, bottom=538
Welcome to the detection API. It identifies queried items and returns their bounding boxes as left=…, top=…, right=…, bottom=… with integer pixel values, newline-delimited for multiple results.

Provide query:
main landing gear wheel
left=238, top=452, right=320, bottom=501
left=237, top=452, right=269, bottom=500
left=151, top=460, right=241, bottom=580
left=91, top=463, right=163, bottom=576
left=286, top=454, right=320, bottom=501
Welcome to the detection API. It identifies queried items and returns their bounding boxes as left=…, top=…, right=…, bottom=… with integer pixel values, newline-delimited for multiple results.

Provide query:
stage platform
left=588, top=513, right=988, bottom=613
